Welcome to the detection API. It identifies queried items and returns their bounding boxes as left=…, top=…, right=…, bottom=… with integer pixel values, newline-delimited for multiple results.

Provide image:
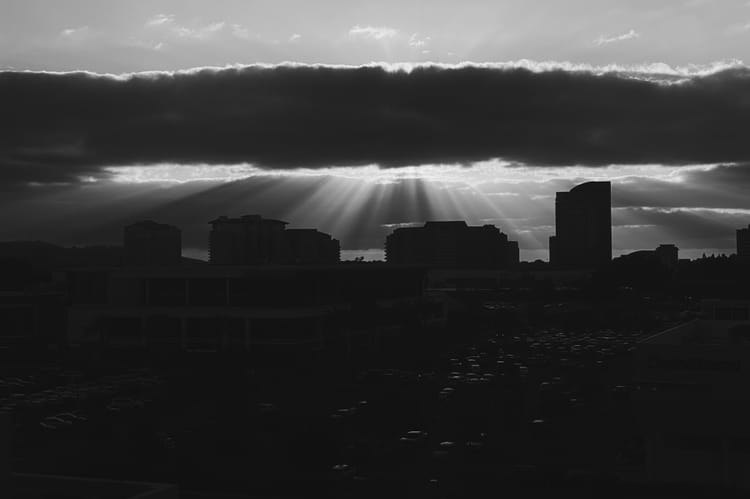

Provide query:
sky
left=2, top=0, right=750, bottom=260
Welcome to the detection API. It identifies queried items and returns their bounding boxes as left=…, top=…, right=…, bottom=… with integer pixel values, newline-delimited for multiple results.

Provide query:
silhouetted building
left=209, top=215, right=339, bottom=265
left=655, top=244, right=679, bottom=269
left=209, top=215, right=288, bottom=265
left=385, top=221, right=519, bottom=268
left=549, top=181, right=611, bottom=269
left=123, top=221, right=181, bottom=266
left=616, top=244, right=679, bottom=270
left=284, top=229, right=340, bottom=264
left=738, top=224, right=750, bottom=260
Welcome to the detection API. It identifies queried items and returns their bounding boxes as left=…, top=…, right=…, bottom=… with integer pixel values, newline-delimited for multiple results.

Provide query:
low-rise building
left=632, top=299, right=750, bottom=489
left=385, top=221, right=519, bottom=268
left=616, top=244, right=679, bottom=270
left=209, top=215, right=339, bottom=265
left=66, top=264, right=436, bottom=358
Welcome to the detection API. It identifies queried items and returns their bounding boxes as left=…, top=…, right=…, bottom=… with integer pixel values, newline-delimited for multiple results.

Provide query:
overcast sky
left=4, top=0, right=750, bottom=71
left=2, top=0, right=750, bottom=260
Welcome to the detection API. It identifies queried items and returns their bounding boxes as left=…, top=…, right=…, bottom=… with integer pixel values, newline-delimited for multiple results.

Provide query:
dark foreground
left=3, top=315, right=745, bottom=499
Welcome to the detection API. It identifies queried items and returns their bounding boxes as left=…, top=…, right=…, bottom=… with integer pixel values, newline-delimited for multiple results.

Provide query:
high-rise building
left=549, top=181, right=611, bottom=269
left=123, top=220, right=181, bottom=266
left=208, top=215, right=340, bottom=265
left=385, top=221, right=519, bottom=268
left=738, top=225, right=750, bottom=261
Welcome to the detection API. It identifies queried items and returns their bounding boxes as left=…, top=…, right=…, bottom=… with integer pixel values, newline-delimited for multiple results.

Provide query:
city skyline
left=1, top=172, right=748, bottom=263
left=5, top=3, right=750, bottom=496
left=3, top=1, right=750, bottom=260
left=89, top=175, right=749, bottom=266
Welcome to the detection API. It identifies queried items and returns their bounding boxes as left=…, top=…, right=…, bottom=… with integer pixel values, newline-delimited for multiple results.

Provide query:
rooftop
left=124, top=221, right=178, bottom=231
left=66, top=262, right=430, bottom=278
left=569, top=181, right=611, bottom=194
left=423, top=221, right=469, bottom=227
left=208, top=215, right=289, bottom=225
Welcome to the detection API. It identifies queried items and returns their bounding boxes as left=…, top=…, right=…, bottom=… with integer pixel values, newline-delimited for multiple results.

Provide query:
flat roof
left=65, top=263, right=430, bottom=277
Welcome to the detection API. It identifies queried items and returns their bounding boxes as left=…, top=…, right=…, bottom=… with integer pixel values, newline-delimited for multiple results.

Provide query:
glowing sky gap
left=4, top=162, right=747, bottom=261
left=104, top=163, right=723, bottom=187
left=80, top=162, right=750, bottom=260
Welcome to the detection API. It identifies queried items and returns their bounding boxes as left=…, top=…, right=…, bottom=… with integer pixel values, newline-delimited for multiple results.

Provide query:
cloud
left=289, top=33, right=301, bottom=43
left=3, top=63, right=750, bottom=187
left=595, top=29, right=640, bottom=46
left=146, top=14, right=226, bottom=40
left=612, top=164, right=750, bottom=210
left=408, top=33, right=431, bottom=48
left=145, top=14, right=175, bottom=27
left=349, top=25, right=398, bottom=40
left=725, top=20, right=750, bottom=35
left=173, top=21, right=226, bottom=40
left=60, top=26, right=90, bottom=39
left=124, top=37, right=165, bottom=51
left=612, top=206, right=743, bottom=250
left=229, top=24, right=253, bottom=40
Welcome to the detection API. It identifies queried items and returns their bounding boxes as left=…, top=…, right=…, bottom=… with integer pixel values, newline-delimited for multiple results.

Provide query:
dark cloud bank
left=3, top=64, right=750, bottom=185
